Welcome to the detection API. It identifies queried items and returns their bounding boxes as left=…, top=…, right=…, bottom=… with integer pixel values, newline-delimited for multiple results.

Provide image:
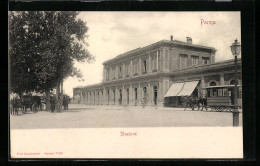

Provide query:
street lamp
left=230, top=39, right=241, bottom=126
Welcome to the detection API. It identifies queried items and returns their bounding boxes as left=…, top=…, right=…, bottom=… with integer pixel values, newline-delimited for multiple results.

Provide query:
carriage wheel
left=22, top=107, right=26, bottom=114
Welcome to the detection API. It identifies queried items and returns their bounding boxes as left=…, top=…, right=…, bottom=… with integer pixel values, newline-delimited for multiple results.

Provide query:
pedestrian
left=62, top=96, right=66, bottom=110
left=63, top=96, right=69, bottom=110
left=141, top=98, right=146, bottom=109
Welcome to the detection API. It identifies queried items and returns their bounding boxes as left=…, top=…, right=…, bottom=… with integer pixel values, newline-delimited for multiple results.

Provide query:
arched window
left=230, top=79, right=236, bottom=85
left=209, top=81, right=217, bottom=86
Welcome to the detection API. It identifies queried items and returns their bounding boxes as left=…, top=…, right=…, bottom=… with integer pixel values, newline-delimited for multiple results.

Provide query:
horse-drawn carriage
left=10, top=95, right=42, bottom=115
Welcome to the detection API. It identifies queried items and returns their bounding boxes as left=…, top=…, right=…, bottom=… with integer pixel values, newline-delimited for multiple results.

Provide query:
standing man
left=141, top=98, right=146, bottom=109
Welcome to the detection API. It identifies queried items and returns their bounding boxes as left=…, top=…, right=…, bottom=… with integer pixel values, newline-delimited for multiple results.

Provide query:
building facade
left=73, top=37, right=242, bottom=107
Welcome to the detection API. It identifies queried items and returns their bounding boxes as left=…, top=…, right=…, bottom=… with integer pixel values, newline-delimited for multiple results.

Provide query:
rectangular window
left=118, top=66, right=122, bottom=78
left=210, top=89, right=213, bottom=97
left=151, top=54, right=157, bottom=72
left=223, top=88, right=228, bottom=96
left=106, top=69, right=109, bottom=80
left=218, top=89, right=223, bottom=96
left=154, top=56, right=157, bottom=70
left=112, top=67, right=115, bottom=79
left=180, top=54, right=188, bottom=69
left=125, top=64, right=129, bottom=77
left=142, top=59, right=147, bottom=74
left=192, top=56, right=199, bottom=65
left=133, top=60, right=138, bottom=75
left=202, top=57, right=209, bottom=65
left=213, top=89, right=217, bottom=97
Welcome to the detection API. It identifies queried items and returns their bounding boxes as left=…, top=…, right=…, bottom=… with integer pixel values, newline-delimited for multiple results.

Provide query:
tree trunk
left=45, top=88, right=50, bottom=111
left=60, top=79, right=63, bottom=110
left=56, top=82, right=61, bottom=112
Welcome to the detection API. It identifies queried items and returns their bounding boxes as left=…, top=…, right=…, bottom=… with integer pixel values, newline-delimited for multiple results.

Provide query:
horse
left=183, top=96, right=197, bottom=111
left=183, top=96, right=208, bottom=111
left=11, top=98, right=24, bottom=115
left=196, top=97, right=208, bottom=111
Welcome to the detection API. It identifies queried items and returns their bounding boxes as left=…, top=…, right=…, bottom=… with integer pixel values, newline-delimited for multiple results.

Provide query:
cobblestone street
left=10, top=104, right=243, bottom=129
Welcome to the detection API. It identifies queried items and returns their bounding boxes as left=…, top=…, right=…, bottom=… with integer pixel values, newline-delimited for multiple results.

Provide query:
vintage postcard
left=9, top=11, right=243, bottom=159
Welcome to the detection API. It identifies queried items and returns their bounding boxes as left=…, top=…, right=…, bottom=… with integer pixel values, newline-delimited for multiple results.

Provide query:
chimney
left=170, top=35, right=173, bottom=41
left=186, top=37, right=192, bottom=44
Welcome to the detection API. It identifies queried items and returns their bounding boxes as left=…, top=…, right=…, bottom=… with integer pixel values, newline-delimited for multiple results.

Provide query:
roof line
left=103, top=39, right=216, bottom=65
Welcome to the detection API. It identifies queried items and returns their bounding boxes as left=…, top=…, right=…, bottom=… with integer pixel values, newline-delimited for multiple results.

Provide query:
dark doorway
left=107, top=90, right=109, bottom=105
left=134, top=88, right=138, bottom=105
left=97, top=92, right=99, bottom=105
left=119, top=89, right=122, bottom=105
left=113, top=90, right=115, bottom=104
left=126, top=89, right=129, bottom=104
left=153, top=86, right=158, bottom=105
left=93, top=93, right=96, bottom=104
left=143, top=87, right=147, bottom=100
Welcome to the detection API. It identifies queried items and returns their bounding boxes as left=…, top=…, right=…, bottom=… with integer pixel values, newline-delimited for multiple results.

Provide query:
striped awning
left=164, top=82, right=184, bottom=97
left=177, top=81, right=199, bottom=96
left=164, top=81, right=199, bottom=97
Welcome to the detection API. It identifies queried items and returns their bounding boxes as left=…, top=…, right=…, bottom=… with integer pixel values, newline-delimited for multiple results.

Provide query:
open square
left=10, top=104, right=242, bottom=129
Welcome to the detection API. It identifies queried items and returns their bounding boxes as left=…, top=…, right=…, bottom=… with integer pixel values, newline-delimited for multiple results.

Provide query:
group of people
left=50, top=96, right=70, bottom=113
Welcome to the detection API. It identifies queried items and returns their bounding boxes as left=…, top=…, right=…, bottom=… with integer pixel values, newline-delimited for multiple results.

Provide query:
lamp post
left=230, top=39, right=241, bottom=126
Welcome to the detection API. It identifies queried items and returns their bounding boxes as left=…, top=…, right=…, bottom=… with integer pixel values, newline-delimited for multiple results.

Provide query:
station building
left=73, top=36, right=242, bottom=107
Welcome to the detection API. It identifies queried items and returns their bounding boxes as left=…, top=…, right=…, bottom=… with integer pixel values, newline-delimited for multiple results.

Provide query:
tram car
left=204, top=85, right=242, bottom=112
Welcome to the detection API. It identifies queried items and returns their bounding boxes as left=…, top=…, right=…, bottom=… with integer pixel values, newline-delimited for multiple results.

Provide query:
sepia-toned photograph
left=9, top=11, right=243, bottom=159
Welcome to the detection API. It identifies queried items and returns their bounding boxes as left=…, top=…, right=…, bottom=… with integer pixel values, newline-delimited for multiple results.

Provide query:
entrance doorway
left=113, top=90, right=115, bottom=104
left=126, top=89, right=129, bottom=104
left=97, top=92, right=100, bottom=105
left=153, top=86, right=158, bottom=105
left=134, top=88, right=138, bottom=105
left=143, top=87, right=147, bottom=100
left=107, top=90, right=109, bottom=104
left=119, top=89, right=122, bottom=105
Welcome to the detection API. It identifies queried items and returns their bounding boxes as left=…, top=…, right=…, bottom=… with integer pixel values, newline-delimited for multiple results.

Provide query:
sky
left=63, top=12, right=241, bottom=97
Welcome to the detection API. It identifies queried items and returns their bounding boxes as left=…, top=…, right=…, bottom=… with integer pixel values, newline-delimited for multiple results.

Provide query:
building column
left=122, top=85, right=125, bottom=105
left=138, top=83, right=141, bottom=105
left=139, top=57, right=142, bottom=75
left=148, top=53, right=151, bottom=74
left=148, top=82, right=152, bottom=106
left=220, top=73, right=225, bottom=85
left=156, top=51, right=159, bottom=70
left=103, top=88, right=106, bottom=105
left=129, top=84, right=133, bottom=105
left=109, top=87, right=111, bottom=105
left=158, top=79, right=163, bottom=107
left=80, top=91, right=83, bottom=104
left=201, top=76, right=206, bottom=98
left=115, top=86, right=118, bottom=105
